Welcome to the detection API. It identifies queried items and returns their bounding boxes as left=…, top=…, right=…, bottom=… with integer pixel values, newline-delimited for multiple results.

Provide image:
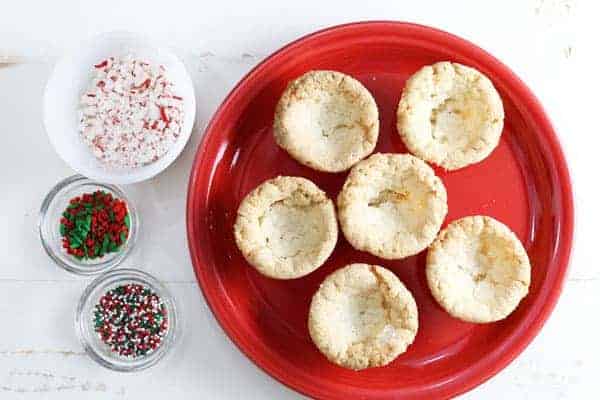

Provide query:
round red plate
left=187, top=22, right=573, bottom=399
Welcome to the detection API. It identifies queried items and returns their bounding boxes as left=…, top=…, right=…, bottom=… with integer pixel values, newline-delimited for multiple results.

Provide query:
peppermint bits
left=79, top=56, right=184, bottom=169
left=93, top=284, right=168, bottom=358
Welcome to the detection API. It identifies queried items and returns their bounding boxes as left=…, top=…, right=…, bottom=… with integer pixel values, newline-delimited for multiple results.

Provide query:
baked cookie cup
left=426, top=216, right=531, bottom=323
left=308, top=263, right=418, bottom=370
left=397, top=61, right=504, bottom=170
left=337, top=153, right=447, bottom=259
left=233, top=176, right=338, bottom=279
left=274, top=70, right=379, bottom=173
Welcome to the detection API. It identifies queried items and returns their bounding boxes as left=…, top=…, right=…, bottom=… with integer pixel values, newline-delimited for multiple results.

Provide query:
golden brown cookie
left=397, top=62, right=504, bottom=170
left=337, top=153, right=447, bottom=259
left=308, top=263, right=418, bottom=370
left=234, top=176, right=338, bottom=279
left=427, top=216, right=531, bottom=323
left=274, top=70, right=379, bottom=172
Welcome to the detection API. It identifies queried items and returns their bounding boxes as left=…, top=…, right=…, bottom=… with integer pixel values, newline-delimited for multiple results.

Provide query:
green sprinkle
left=109, top=240, right=118, bottom=252
left=101, top=235, right=109, bottom=254
left=124, top=214, right=130, bottom=229
left=70, top=230, right=82, bottom=242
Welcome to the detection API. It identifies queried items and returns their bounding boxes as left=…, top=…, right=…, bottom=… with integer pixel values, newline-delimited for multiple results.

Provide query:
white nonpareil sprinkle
left=79, top=55, right=184, bottom=169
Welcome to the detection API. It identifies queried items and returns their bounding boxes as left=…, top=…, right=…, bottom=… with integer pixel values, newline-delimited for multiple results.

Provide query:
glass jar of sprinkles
left=39, top=175, right=138, bottom=275
left=76, top=269, right=178, bottom=371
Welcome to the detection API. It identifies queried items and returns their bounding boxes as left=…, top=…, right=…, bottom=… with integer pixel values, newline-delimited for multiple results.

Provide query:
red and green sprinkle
left=93, top=284, right=168, bottom=358
left=60, top=190, right=130, bottom=260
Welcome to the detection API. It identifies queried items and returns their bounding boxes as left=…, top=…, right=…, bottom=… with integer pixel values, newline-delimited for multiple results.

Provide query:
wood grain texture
left=0, top=0, right=595, bottom=398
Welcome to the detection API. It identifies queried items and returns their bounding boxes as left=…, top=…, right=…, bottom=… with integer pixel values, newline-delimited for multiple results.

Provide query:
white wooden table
left=0, top=0, right=597, bottom=398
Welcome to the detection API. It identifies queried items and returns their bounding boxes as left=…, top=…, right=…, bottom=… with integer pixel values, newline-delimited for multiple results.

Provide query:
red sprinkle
left=59, top=190, right=130, bottom=261
left=94, top=60, right=108, bottom=69
left=159, top=106, right=169, bottom=124
left=133, top=78, right=151, bottom=91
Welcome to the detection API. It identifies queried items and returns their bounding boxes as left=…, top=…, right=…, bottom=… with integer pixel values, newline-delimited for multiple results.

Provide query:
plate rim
left=186, top=20, right=574, bottom=399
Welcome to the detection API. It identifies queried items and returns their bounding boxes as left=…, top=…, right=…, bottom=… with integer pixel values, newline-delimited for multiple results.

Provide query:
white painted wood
left=0, top=0, right=597, bottom=398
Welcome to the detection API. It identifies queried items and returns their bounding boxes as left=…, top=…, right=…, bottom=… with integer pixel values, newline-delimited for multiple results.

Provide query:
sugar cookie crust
left=234, top=176, right=338, bottom=279
left=426, top=216, right=531, bottom=323
left=397, top=62, right=504, bottom=170
left=274, top=70, right=379, bottom=172
left=308, top=263, right=418, bottom=370
left=337, top=153, right=447, bottom=259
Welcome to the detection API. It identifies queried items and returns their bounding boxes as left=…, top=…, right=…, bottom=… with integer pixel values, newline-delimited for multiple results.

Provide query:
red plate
left=187, top=22, right=573, bottom=399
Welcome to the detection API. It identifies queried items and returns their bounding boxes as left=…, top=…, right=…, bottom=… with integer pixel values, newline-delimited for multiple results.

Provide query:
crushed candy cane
left=79, top=55, right=184, bottom=168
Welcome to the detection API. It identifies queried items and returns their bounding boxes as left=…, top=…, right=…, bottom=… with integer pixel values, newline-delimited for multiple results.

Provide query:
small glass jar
left=39, top=175, right=138, bottom=275
left=76, top=268, right=179, bottom=372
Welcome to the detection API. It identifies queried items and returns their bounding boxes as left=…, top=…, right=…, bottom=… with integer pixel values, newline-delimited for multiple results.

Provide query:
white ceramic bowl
left=43, top=31, right=196, bottom=184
